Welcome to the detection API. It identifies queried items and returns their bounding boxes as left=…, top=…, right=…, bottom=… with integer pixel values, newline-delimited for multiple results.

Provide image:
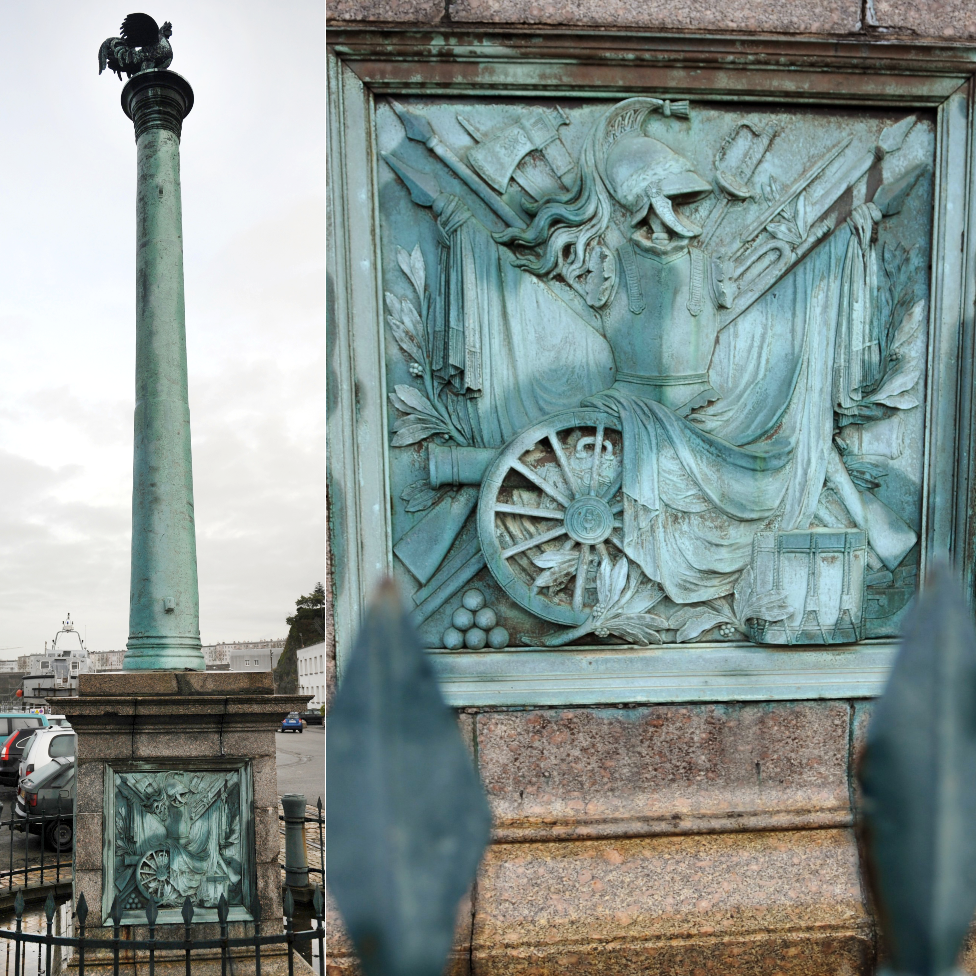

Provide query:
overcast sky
left=0, top=2, right=324, bottom=656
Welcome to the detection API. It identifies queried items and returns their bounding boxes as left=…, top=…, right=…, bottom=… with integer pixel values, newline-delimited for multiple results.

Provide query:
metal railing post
left=55, top=814, right=62, bottom=883
left=43, top=893, right=54, bottom=976
left=182, top=896, right=193, bottom=976
left=252, top=894, right=263, bottom=976
left=313, top=887, right=324, bottom=976
left=110, top=895, right=121, bottom=976
left=7, top=804, right=13, bottom=891
left=284, top=888, right=295, bottom=976
left=76, top=894, right=88, bottom=976
left=281, top=794, right=309, bottom=889
left=218, top=894, right=229, bottom=976
left=22, top=808, right=29, bottom=888
left=146, top=895, right=157, bottom=976
left=316, top=797, right=324, bottom=881
left=13, top=892, right=22, bottom=976
left=39, top=813, right=45, bottom=884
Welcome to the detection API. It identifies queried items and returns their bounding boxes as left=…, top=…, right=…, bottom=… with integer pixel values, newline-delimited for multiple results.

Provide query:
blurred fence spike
left=859, top=562, right=976, bottom=976
left=283, top=887, right=295, bottom=922
left=327, top=579, right=492, bottom=976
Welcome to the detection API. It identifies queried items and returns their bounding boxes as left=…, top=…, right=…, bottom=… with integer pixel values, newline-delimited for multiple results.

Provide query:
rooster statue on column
left=98, top=13, right=173, bottom=79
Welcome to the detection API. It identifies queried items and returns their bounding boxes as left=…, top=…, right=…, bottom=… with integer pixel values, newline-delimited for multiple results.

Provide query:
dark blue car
left=281, top=712, right=304, bottom=733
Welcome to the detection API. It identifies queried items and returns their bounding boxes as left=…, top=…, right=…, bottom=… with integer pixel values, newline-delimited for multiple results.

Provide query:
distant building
left=89, top=650, right=126, bottom=672
left=209, top=639, right=283, bottom=672
left=201, top=644, right=230, bottom=670
left=0, top=661, right=20, bottom=673
left=89, top=640, right=285, bottom=673
left=22, top=615, right=94, bottom=703
left=297, top=641, right=326, bottom=710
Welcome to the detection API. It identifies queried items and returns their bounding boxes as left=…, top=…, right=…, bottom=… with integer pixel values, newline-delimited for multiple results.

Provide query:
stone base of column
left=122, top=635, right=206, bottom=671
left=327, top=701, right=880, bottom=975
left=60, top=672, right=312, bottom=974
left=326, top=831, right=872, bottom=976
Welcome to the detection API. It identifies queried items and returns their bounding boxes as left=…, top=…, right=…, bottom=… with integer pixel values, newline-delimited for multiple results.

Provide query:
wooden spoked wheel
left=479, top=409, right=625, bottom=626
left=136, top=848, right=172, bottom=900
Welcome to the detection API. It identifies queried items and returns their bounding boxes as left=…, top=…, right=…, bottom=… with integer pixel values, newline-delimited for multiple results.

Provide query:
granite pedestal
left=59, top=671, right=311, bottom=974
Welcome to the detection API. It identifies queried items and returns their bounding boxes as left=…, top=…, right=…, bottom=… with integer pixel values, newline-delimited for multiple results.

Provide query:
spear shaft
left=389, top=100, right=526, bottom=229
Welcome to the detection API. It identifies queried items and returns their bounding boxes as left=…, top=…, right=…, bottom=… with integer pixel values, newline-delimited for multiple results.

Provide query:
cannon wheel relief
left=478, top=410, right=625, bottom=627
left=380, top=95, right=932, bottom=649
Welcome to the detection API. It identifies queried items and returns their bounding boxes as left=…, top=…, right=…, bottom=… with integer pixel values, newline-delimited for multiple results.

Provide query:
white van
left=18, top=727, right=76, bottom=781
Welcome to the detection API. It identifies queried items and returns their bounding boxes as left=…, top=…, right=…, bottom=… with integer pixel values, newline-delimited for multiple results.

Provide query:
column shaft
left=122, top=71, right=203, bottom=670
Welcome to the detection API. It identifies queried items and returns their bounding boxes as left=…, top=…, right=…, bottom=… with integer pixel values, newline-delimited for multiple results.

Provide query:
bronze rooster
left=98, top=13, right=173, bottom=80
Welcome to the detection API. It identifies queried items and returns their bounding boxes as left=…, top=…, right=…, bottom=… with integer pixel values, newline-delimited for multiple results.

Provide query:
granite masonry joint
left=491, top=811, right=856, bottom=844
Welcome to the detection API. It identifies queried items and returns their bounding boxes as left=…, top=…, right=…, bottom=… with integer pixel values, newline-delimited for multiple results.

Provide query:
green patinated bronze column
left=120, top=70, right=204, bottom=671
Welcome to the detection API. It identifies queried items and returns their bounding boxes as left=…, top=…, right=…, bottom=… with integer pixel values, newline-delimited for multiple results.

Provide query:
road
left=275, top=725, right=325, bottom=803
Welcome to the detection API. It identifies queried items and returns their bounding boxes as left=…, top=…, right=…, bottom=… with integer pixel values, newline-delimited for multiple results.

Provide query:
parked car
left=300, top=712, right=324, bottom=727
left=14, top=756, right=74, bottom=852
left=45, top=716, right=71, bottom=728
left=0, top=714, right=49, bottom=786
left=281, top=712, right=304, bottom=733
left=19, top=727, right=76, bottom=781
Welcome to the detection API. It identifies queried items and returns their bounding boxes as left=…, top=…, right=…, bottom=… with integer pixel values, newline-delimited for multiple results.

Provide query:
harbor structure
left=21, top=615, right=94, bottom=703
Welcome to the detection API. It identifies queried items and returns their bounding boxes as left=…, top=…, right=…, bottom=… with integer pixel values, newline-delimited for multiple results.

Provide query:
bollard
left=281, top=794, right=309, bottom=888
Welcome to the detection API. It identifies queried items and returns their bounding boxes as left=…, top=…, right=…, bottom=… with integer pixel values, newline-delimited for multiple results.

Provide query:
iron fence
left=0, top=796, right=324, bottom=902
left=0, top=888, right=324, bottom=976
left=0, top=806, right=71, bottom=895
left=0, top=799, right=326, bottom=972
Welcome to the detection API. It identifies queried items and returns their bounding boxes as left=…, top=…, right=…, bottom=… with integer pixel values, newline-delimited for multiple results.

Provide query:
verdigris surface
left=379, top=97, right=933, bottom=651
left=104, top=761, right=254, bottom=924
left=100, top=17, right=205, bottom=671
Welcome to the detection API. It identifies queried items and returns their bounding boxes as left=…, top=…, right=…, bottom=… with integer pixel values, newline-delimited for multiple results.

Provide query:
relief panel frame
left=327, top=30, right=976, bottom=706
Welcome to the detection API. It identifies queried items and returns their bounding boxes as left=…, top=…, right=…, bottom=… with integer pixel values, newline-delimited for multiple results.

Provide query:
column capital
left=121, top=69, right=194, bottom=141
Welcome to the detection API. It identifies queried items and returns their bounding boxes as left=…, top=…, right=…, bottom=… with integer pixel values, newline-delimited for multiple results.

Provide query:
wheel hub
left=564, top=496, right=614, bottom=545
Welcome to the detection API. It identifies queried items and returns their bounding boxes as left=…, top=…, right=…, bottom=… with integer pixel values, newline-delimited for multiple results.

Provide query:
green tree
left=274, top=583, right=326, bottom=695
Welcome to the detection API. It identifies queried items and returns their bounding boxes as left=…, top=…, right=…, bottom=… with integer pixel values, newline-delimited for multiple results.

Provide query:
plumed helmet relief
left=497, top=96, right=707, bottom=287
left=603, top=132, right=712, bottom=237
left=595, top=98, right=710, bottom=238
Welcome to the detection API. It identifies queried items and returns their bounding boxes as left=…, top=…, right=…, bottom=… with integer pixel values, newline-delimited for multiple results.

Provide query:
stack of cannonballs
left=442, top=588, right=509, bottom=649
